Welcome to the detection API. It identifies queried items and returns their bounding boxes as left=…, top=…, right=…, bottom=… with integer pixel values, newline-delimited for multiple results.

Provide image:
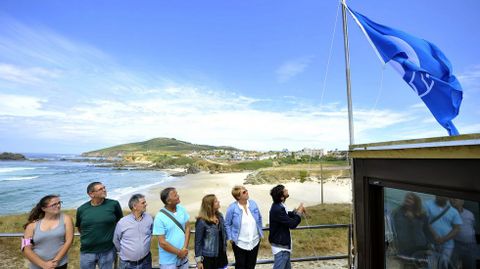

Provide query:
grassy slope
left=83, top=137, right=238, bottom=156
left=0, top=204, right=351, bottom=268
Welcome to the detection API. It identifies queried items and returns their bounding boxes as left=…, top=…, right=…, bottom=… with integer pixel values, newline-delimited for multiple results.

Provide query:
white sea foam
left=109, top=179, right=172, bottom=203
left=1, top=176, right=39, bottom=181
left=0, top=167, right=37, bottom=173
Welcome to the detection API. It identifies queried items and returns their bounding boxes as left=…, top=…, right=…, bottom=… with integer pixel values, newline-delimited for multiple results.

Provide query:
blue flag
left=347, top=6, right=463, bottom=135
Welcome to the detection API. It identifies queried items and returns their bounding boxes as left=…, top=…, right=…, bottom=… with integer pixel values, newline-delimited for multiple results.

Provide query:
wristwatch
left=195, top=256, right=204, bottom=263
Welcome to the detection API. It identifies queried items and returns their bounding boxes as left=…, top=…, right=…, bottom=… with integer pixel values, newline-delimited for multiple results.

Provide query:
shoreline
left=120, top=171, right=352, bottom=224
left=0, top=169, right=351, bottom=219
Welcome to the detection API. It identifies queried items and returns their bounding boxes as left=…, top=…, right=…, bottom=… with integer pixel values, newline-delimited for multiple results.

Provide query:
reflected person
left=391, top=192, right=430, bottom=257
left=425, top=196, right=462, bottom=269
left=451, top=199, right=477, bottom=269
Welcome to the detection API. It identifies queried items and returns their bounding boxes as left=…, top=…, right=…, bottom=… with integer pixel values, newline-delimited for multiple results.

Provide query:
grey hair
left=128, top=194, right=145, bottom=210
left=160, top=187, right=175, bottom=205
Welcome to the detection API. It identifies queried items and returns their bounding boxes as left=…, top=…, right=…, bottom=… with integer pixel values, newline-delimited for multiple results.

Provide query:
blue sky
left=0, top=0, right=479, bottom=154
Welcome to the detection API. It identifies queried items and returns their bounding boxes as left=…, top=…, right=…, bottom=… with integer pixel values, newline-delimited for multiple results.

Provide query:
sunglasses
left=46, top=201, right=63, bottom=208
left=242, top=190, right=248, bottom=194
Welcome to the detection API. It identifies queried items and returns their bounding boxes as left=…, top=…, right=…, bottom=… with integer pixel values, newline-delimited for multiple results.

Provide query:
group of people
left=390, top=193, right=478, bottom=269
left=21, top=182, right=306, bottom=269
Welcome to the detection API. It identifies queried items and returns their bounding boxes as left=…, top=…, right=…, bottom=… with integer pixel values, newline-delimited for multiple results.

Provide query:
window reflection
left=385, top=188, right=480, bottom=269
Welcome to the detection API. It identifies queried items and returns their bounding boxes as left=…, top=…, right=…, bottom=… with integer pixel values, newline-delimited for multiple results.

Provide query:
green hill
left=0, top=152, right=26, bottom=160
left=82, top=137, right=239, bottom=157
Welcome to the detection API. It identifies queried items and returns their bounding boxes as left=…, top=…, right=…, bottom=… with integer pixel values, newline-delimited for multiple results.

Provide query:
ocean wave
left=0, top=167, right=38, bottom=173
left=1, top=176, right=39, bottom=181
left=109, top=181, right=167, bottom=200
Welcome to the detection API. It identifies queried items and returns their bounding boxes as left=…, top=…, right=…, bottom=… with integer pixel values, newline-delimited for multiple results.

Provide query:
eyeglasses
left=46, top=201, right=63, bottom=208
left=94, top=186, right=106, bottom=192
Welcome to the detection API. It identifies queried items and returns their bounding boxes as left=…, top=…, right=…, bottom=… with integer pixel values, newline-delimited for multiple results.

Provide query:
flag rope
left=370, top=64, right=386, bottom=112
left=319, top=0, right=342, bottom=109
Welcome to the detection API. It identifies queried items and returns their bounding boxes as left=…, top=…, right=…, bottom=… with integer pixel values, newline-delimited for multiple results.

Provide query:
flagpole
left=341, top=1, right=356, bottom=268
left=341, top=0, right=354, bottom=145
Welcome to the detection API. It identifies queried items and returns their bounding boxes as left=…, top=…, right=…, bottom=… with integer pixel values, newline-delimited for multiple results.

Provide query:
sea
left=0, top=153, right=174, bottom=215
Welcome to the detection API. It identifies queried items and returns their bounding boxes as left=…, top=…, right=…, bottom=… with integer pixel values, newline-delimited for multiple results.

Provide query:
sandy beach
left=122, top=171, right=352, bottom=224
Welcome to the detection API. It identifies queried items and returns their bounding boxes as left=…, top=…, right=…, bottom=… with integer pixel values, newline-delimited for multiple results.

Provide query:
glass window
left=384, top=187, right=480, bottom=269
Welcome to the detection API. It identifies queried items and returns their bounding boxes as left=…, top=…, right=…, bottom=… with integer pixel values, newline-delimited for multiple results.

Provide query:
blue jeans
left=454, top=241, right=477, bottom=269
left=80, top=247, right=116, bottom=269
left=273, top=251, right=291, bottom=269
left=119, top=252, right=152, bottom=269
left=430, top=245, right=454, bottom=269
left=159, top=257, right=189, bottom=269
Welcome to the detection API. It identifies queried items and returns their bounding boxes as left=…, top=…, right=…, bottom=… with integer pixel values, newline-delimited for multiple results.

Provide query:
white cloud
left=2, top=85, right=416, bottom=151
left=0, top=17, right=458, bottom=152
left=0, top=63, right=59, bottom=85
left=0, top=16, right=110, bottom=68
left=457, top=65, right=480, bottom=91
left=461, top=123, right=480, bottom=134
left=276, top=56, right=314, bottom=83
left=0, top=93, right=63, bottom=117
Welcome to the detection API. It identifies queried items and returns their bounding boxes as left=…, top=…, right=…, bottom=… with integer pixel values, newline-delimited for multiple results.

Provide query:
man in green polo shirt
left=76, top=182, right=123, bottom=269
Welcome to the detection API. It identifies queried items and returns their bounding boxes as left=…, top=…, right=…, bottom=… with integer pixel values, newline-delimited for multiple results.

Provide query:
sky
left=0, top=0, right=479, bottom=154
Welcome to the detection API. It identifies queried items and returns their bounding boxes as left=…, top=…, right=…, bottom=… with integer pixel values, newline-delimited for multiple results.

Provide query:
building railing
left=1, top=223, right=352, bottom=268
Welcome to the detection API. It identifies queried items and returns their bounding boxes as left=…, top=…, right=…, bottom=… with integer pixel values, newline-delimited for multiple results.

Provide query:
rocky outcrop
left=171, top=165, right=201, bottom=177
left=186, top=165, right=200, bottom=174
left=0, top=152, right=26, bottom=161
left=171, top=171, right=188, bottom=177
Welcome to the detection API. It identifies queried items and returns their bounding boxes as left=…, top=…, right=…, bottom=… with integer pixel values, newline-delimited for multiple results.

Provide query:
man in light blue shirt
left=425, top=196, right=462, bottom=269
left=113, top=193, right=153, bottom=269
left=153, top=187, right=191, bottom=269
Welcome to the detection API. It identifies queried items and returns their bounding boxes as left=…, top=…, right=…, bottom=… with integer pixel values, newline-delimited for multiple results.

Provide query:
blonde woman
left=195, top=194, right=228, bottom=269
left=225, top=186, right=263, bottom=269
left=22, top=195, right=74, bottom=269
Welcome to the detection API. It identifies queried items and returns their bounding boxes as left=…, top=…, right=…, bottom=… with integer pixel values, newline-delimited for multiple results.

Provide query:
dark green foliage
left=0, top=152, right=26, bottom=160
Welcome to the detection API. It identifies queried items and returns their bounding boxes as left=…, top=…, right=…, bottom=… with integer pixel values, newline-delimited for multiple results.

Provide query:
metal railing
left=1, top=223, right=352, bottom=268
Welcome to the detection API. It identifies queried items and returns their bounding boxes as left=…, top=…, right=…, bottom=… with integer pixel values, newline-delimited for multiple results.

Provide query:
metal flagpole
left=341, top=0, right=356, bottom=268
left=342, top=0, right=354, bottom=145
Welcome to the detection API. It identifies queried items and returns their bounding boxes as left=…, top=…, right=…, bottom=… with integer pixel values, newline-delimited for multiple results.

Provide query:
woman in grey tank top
left=22, top=195, right=74, bottom=269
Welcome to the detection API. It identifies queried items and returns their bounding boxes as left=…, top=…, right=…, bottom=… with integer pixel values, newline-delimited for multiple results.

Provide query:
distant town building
left=297, top=148, right=324, bottom=157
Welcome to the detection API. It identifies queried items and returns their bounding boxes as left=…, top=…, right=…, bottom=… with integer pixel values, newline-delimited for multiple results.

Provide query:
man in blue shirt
left=425, top=196, right=462, bottom=269
left=153, top=187, right=191, bottom=269
left=113, top=193, right=153, bottom=269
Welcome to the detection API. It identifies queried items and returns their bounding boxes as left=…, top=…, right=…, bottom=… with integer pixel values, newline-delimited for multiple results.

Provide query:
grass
left=245, top=164, right=351, bottom=184
left=0, top=203, right=351, bottom=268
left=228, top=160, right=274, bottom=171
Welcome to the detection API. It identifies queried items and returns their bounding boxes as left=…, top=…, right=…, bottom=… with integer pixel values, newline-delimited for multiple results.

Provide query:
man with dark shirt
left=76, top=182, right=123, bottom=269
left=268, top=184, right=305, bottom=269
